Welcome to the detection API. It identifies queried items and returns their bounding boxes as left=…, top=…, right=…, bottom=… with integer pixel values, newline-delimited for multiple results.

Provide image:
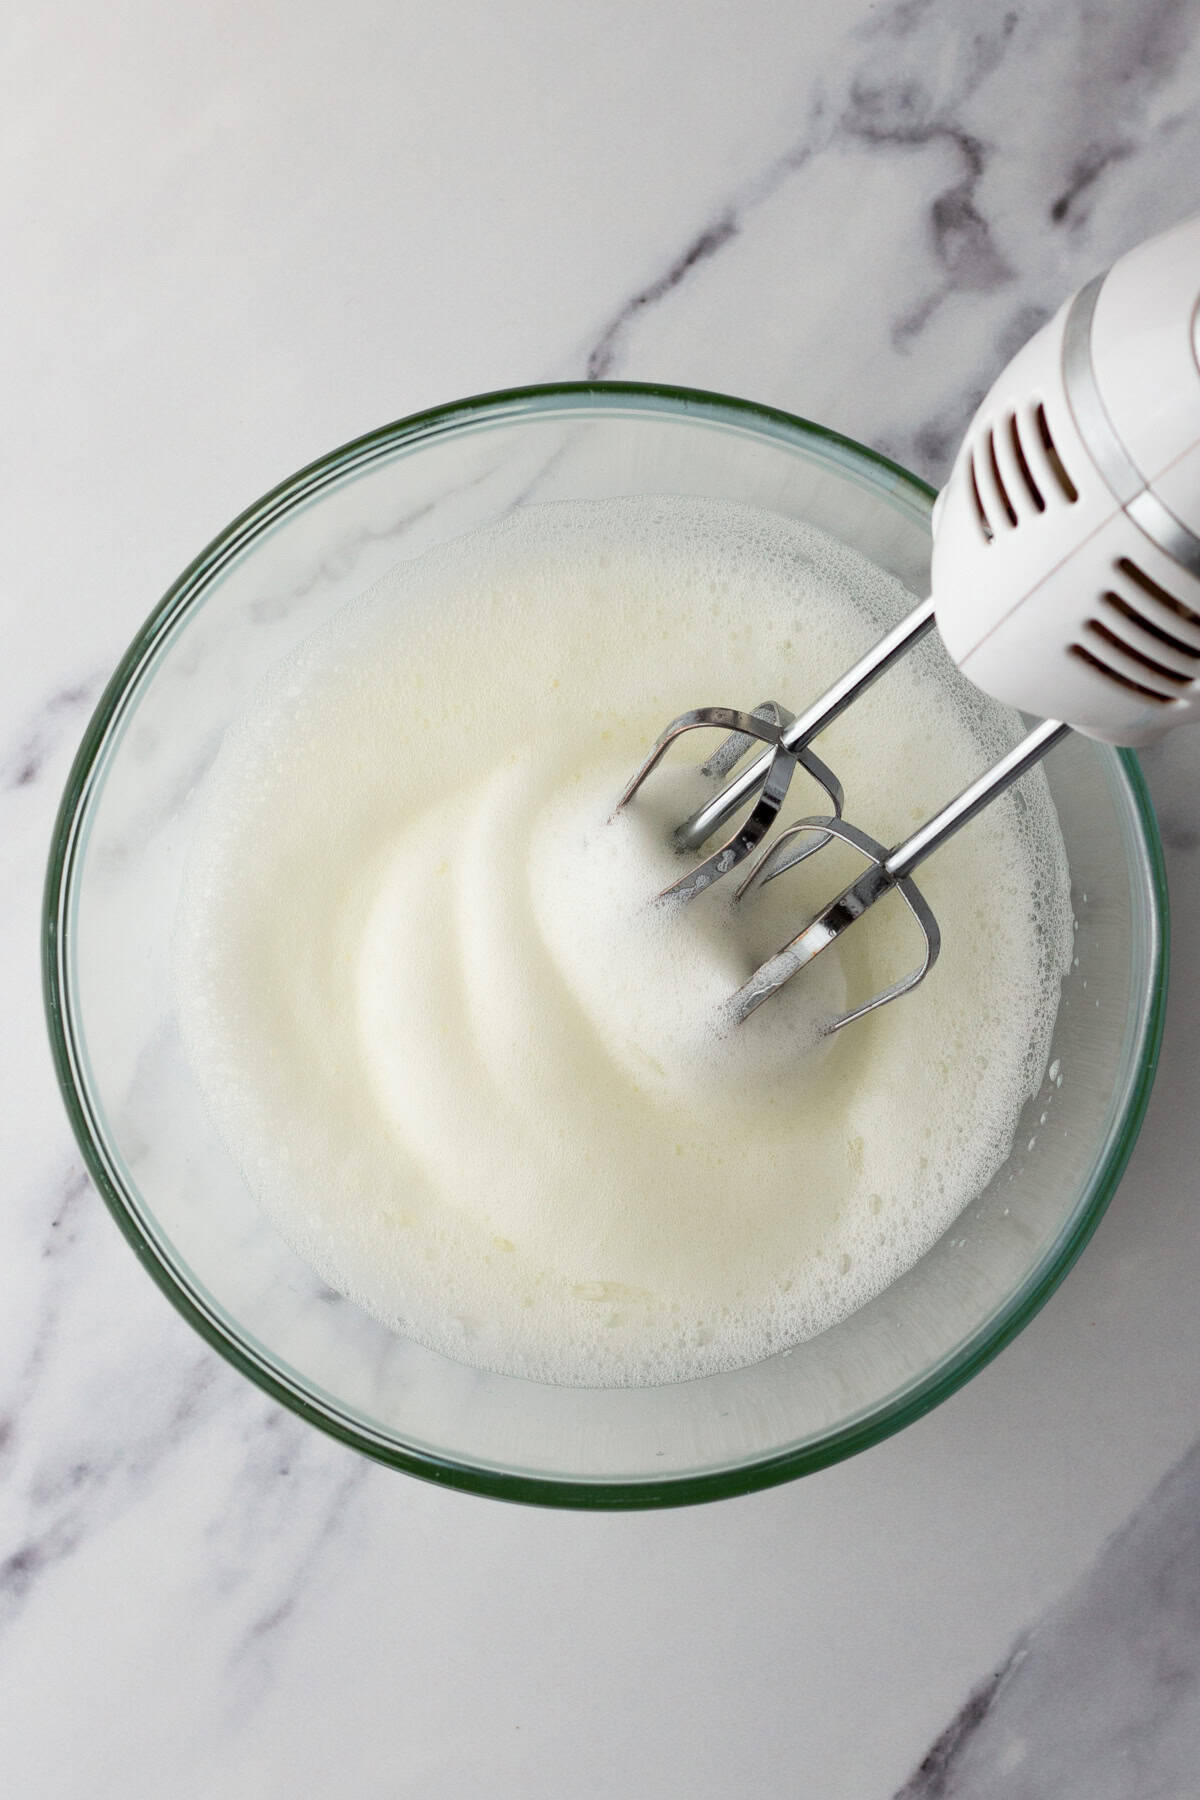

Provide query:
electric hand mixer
left=615, top=215, right=1200, bottom=1031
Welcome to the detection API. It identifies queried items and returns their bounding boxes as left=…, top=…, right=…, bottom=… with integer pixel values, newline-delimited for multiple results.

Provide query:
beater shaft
left=886, top=717, right=1070, bottom=881
left=676, top=596, right=937, bottom=853
left=732, top=718, right=1070, bottom=1028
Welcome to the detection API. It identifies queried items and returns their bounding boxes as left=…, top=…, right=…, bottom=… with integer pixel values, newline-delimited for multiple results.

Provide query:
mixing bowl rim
left=42, top=381, right=1169, bottom=1509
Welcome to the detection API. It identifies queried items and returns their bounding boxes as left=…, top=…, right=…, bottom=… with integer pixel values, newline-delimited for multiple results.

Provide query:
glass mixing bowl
left=44, top=385, right=1167, bottom=1507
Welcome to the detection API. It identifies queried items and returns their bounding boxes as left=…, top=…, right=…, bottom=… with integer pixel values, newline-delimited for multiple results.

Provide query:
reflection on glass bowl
left=44, top=385, right=1166, bottom=1508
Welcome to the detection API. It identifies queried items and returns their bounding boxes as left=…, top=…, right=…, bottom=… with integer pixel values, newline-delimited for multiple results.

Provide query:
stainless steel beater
left=614, top=215, right=1200, bottom=1030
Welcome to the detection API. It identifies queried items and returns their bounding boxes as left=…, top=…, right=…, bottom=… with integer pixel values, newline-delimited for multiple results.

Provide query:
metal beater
left=615, top=215, right=1200, bottom=1031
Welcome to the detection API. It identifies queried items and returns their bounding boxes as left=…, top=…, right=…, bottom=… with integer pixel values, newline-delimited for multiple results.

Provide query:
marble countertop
left=4, top=2, right=1200, bottom=1793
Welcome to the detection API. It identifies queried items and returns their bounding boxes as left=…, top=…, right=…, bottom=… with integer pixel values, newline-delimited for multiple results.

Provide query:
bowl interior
left=46, top=387, right=1166, bottom=1505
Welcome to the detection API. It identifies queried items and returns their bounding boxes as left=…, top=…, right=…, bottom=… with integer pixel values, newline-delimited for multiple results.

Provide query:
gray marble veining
left=3, top=682, right=101, bottom=794
left=4, top=1, right=1200, bottom=1794
left=896, top=1438, right=1200, bottom=1797
left=578, top=0, right=1200, bottom=485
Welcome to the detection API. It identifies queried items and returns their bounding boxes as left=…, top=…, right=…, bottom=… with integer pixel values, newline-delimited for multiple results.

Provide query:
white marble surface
left=4, top=1, right=1200, bottom=1793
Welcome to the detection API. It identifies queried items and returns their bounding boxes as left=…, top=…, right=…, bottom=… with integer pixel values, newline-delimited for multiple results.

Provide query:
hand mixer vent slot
left=1082, top=617, right=1192, bottom=689
left=985, top=429, right=1018, bottom=527
left=1115, top=556, right=1200, bottom=638
left=1099, top=592, right=1200, bottom=666
left=1077, top=557, right=1200, bottom=703
left=967, top=450, right=994, bottom=542
left=1068, top=642, right=1176, bottom=705
left=968, top=407, right=1067, bottom=542
left=1007, top=411, right=1047, bottom=513
left=1034, top=401, right=1079, bottom=504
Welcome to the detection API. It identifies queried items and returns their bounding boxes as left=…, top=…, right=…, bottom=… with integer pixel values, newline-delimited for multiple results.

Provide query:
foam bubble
left=174, top=496, right=1073, bottom=1386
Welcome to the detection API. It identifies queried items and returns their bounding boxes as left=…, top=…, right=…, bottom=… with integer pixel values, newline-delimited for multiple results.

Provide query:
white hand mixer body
left=934, top=212, right=1200, bottom=746
left=616, top=214, right=1200, bottom=1029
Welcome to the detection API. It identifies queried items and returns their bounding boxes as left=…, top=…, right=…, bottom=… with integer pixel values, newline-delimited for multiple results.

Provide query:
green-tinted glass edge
left=42, top=381, right=1170, bottom=1510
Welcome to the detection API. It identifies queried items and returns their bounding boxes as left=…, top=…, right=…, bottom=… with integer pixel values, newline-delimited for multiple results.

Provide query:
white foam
left=174, top=496, right=1073, bottom=1386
